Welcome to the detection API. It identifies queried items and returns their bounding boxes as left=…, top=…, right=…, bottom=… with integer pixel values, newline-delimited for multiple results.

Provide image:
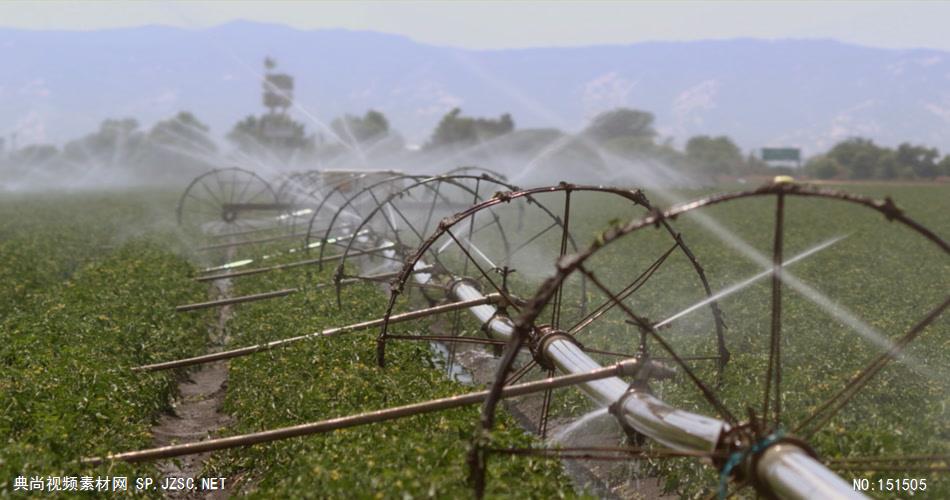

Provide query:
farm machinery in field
left=85, top=166, right=948, bottom=499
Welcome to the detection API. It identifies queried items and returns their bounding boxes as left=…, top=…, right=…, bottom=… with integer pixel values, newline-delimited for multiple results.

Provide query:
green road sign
left=762, top=148, right=801, bottom=162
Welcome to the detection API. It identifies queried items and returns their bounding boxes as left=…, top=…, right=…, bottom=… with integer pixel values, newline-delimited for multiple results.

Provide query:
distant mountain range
left=3, top=21, right=950, bottom=156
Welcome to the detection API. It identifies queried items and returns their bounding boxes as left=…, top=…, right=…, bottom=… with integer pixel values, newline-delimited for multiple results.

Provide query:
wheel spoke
left=210, top=170, right=227, bottom=205
left=794, top=296, right=949, bottom=438
left=198, top=178, right=224, bottom=208
left=228, top=168, right=238, bottom=204
left=235, top=173, right=255, bottom=204
left=578, top=264, right=737, bottom=424
left=364, top=188, right=411, bottom=260
left=505, top=360, right=536, bottom=386
left=537, top=369, right=555, bottom=438
left=567, top=242, right=677, bottom=336
left=445, top=228, right=520, bottom=312
left=763, top=193, right=785, bottom=427
left=550, top=191, right=572, bottom=328
left=504, top=221, right=558, bottom=264
left=245, top=181, right=272, bottom=207
left=420, top=180, right=442, bottom=238
left=460, top=179, right=481, bottom=278
left=186, top=192, right=221, bottom=213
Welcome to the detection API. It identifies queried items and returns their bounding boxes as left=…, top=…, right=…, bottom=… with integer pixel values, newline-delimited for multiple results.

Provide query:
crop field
left=0, top=181, right=946, bottom=498
left=0, top=191, right=210, bottom=495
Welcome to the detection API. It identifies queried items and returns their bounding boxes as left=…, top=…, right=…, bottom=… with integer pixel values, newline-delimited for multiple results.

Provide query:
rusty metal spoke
left=445, top=227, right=520, bottom=312
left=505, top=220, right=559, bottom=263
left=505, top=360, right=537, bottom=386
left=420, top=179, right=442, bottom=238
left=578, top=264, right=737, bottom=424
left=389, top=198, right=450, bottom=268
left=235, top=172, right=255, bottom=206
left=550, top=190, right=572, bottom=328
left=210, top=169, right=227, bottom=204
left=186, top=192, right=222, bottom=214
left=763, top=193, right=785, bottom=427
left=567, top=242, right=678, bottom=336
left=794, top=296, right=949, bottom=439
left=198, top=178, right=224, bottom=207
left=537, top=369, right=555, bottom=438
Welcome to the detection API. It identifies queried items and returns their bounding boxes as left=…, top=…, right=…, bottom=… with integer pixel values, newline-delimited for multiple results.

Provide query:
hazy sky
left=1, top=1, right=949, bottom=51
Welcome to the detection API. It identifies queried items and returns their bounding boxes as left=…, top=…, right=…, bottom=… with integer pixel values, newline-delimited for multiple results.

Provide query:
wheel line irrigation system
left=81, top=167, right=948, bottom=499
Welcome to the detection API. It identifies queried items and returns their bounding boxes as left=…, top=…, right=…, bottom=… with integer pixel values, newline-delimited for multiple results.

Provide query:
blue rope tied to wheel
left=718, top=428, right=786, bottom=499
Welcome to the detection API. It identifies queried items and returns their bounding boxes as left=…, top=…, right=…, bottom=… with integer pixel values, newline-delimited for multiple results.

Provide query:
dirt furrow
left=151, top=275, right=234, bottom=499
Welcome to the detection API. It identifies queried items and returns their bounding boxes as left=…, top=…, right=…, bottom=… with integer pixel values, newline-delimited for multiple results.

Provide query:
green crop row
left=0, top=240, right=210, bottom=495
left=0, top=191, right=187, bottom=317
left=202, top=250, right=582, bottom=498
left=0, top=191, right=211, bottom=496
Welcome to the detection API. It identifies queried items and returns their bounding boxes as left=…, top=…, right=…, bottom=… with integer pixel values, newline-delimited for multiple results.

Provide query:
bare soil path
left=151, top=274, right=234, bottom=499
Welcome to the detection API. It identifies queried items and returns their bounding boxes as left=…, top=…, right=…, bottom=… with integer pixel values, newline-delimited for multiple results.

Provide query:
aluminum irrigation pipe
left=85, top=359, right=643, bottom=465
left=207, top=222, right=293, bottom=240
left=176, top=266, right=436, bottom=312
left=197, top=229, right=372, bottom=274
left=195, top=243, right=395, bottom=281
left=441, top=280, right=864, bottom=499
left=446, top=279, right=723, bottom=449
left=133, top=294, right=504, bottom=372
left=175, top=288, right=299, bottom=312
left=196, top=230, right=315, bottom=252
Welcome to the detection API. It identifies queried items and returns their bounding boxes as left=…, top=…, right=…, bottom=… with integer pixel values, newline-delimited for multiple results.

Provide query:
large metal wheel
left=275, top=170, right=324, bottom=204
left=303, top=172, right=419, bottom=254
left=176, top=167, right=281, bottom=239
left=471, top=181, right=949, bottom=498
left=325, top=175, right=519, bottom=305
left=445, top=166, right=509, bottom=182
left=378, top=184, right=728, bottom=446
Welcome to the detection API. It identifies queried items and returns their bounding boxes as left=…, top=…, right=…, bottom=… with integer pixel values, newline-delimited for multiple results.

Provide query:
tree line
left=3, top=105, right=947, bottom=183
left=805, top=138, right=949, bottom=180
left=1, top=112, right=220, bottom=181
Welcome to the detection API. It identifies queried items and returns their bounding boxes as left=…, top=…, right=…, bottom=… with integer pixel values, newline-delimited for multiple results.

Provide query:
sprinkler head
left=773, top=175, right=795, bottom=185
left=615, top=358, right=641, bottom=377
